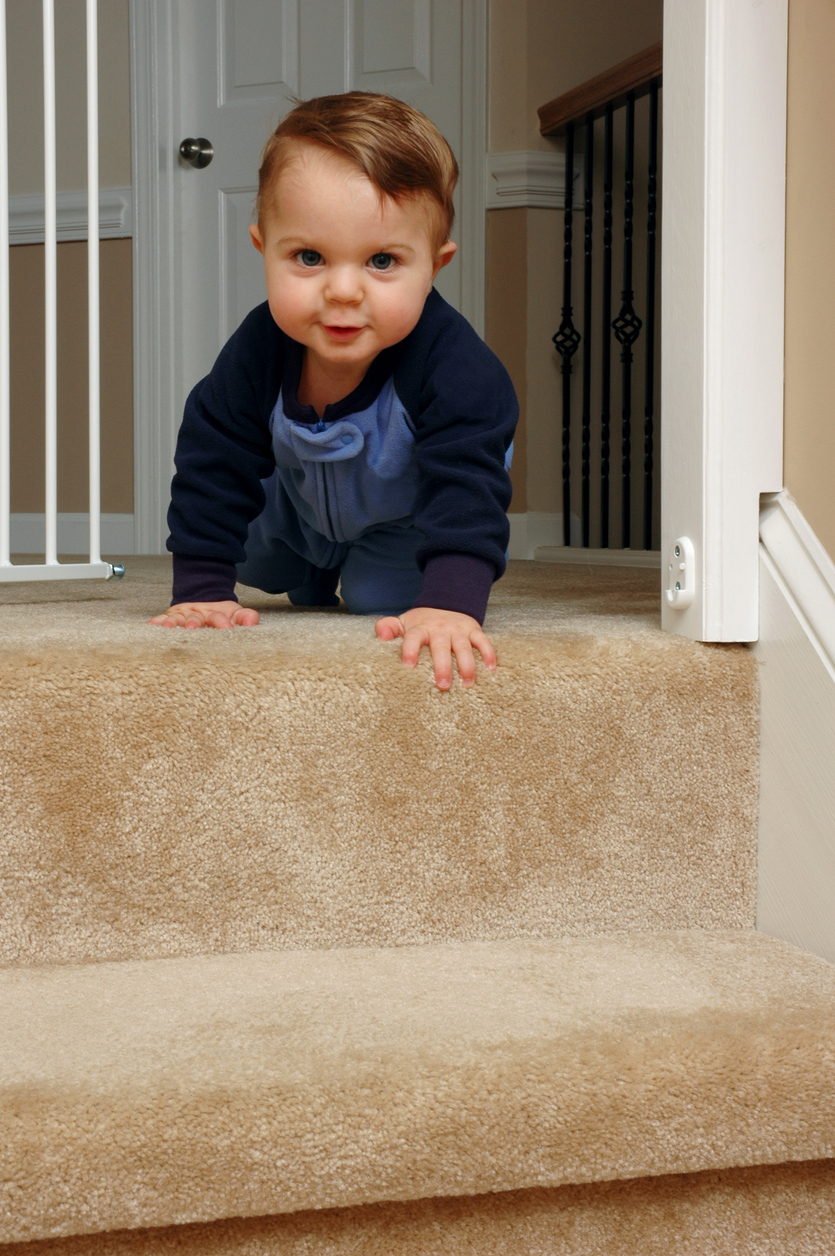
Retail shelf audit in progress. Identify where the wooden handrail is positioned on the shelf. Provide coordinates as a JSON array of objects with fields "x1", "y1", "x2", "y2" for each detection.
[{"x1": 538, "y1": 41, "x2": 662, "y2": 137}]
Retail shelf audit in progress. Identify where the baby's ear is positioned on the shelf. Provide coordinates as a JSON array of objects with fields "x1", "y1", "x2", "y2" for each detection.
[
  {"x1": 433, "y1": 240, "x2": 457, "y2": 277},
  {"x1": 249, "y1": 224, "x2": 264, "y2": 254}
]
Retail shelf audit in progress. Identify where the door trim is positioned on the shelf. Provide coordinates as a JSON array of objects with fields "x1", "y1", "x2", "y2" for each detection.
[
  {"x1": 129, "y1": 0, "x2": 488, "y2": 555},
  {"x1": 660, "y1": 0, "x2": 787, "y2": 641},
  {"x1": 130, "y1": 0, "x2": 180, "y2": 556}
]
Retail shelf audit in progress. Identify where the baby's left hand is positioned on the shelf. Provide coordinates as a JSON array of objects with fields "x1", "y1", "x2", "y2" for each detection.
[{"x1": 375, "y1": 607, "x2": 496, "y2": 690}]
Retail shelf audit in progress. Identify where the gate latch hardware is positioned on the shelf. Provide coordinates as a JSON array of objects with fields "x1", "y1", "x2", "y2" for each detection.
[{"x1": 665, "y1": 537, "x2": 695, "y2": 610}]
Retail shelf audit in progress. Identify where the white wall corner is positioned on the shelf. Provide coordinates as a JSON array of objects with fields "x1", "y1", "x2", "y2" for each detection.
[
  {"x1": 9, "y1": 187, "x2": 133, "y2": 244},
  {"x1": 486, "y1": 151, "x2": 568, "y2": 210},
  {"x1": 754, "y1": 489, "x2": 835, "y2": 965},
  {"x1": 660, "y1": 0, "x2": 787, "y2": 643}
]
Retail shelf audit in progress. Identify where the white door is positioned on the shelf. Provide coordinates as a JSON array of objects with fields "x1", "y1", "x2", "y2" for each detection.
[{"x1": 131, "y1": 0, "x2": 487, "y2": 553}]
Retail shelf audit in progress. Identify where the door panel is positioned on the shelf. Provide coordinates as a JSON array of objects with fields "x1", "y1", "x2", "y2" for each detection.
[
  {"x1": 357, "y1": 0, "x2": 431, "y2": 82},
  {"x1": 222, "y1": 0, "x2": 299, "y2": 102},
  {"x1": 220, "y1": 188, "x2": 268, "y2": 342}
]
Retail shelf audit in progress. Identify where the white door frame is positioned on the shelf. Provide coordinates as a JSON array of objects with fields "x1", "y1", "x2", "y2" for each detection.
[
  {"x1": 128, "y1": 0, "x2": 487, "y2": 556},
  {"x1": 661, "y1": 0, "x2": 787, "y2": 642}
]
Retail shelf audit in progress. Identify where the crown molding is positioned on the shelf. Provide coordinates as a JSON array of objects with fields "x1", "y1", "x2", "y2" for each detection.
[
  {"x1": 8, "y1": 186, "x2": 133, "y2": 245},
  {"x1": 485, "y1": 150, "x2": 569, "y2": 210}
]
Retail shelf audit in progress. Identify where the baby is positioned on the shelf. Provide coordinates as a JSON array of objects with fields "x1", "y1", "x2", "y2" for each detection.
[{"x1": 151, "y1": 91, "x2": 518, "y2": 690}]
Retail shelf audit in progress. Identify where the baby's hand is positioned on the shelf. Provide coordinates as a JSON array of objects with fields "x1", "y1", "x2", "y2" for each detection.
[
  {"x1": 148, "y1": 600, "x2": 259, "y2": 629},
  {"x1": 375, "y1": 606, "x2": 496, "y2": 690}
]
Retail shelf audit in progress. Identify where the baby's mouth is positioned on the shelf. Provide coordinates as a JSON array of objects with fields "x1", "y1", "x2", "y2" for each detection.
[{"x1": 323, "y1": 324, "x2": 363, "y2": 340}]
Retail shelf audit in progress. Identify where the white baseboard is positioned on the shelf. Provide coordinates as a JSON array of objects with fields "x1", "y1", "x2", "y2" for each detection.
[
  {"x1": 753, "y1": 490, "x2": 835, "y2": 965},
  {"x1": 10, "y1": 513, "x2": 135, "y2": 555},
  {"x1": 507, "y1": 512, "x2": 581, "y2": 560},
  {"x1": 536, "y1": 546, "x2": 661, "y2": 568}
]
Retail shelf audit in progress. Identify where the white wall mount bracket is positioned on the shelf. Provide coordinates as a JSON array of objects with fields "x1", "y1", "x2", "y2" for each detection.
[{"x1": 665, "y1": 536, "x2": 696, "y2": 609}]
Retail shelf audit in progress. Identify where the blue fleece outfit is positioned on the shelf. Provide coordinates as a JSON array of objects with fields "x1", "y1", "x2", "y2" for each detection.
[{"x1": 167, "y1": 288, "x2": 518, "y2": 623}]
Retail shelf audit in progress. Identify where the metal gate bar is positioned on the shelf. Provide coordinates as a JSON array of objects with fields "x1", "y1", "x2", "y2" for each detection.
[{"x1": 0, "y1": 0, "x2": 120, "y2": 582}]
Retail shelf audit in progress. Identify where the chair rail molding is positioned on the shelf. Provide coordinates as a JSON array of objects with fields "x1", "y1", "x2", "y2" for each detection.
[
  {"x1": 9, "y1": 188, "x2": 132, "y2": 245},
  {"x1": 758, "y1": 491, "x2": 835, "y2": 668},
  {"x1": 754, "y1": 490, "x2": 835, "y2": 965},
  {"x1": 486, "y1": 151, "x2": 568, "y2": 210}
]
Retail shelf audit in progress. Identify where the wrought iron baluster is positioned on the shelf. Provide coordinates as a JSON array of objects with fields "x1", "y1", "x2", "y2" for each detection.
[
  {"x1": 612, "y1": 92, "x2": 642, "y2": 549},
  {"x1": 643, "y1": 81, "x2": 659, "y2": 551},
  {"x1": 552, "y1": 121, "x2": 580, "y2": 546},
  {"x1": 581, "y1": 113, "x2": 593, "y2": 547},
  {"x1": 600, "y1": 103, "x2": 613, "y2": 549}
]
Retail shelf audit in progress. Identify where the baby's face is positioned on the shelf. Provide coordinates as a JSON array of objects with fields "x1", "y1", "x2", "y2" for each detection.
[{"x1": 250, "y1": 143, "x2": 456, "y2": 378}]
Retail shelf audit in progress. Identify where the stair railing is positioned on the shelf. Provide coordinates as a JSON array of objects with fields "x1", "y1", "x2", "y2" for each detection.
[
  {"x1": 539, "y1": 42, "x2": 662, "y2": 552},
  {"x1": 0, "y1": 0, "x2": 122, "y2": 584}
]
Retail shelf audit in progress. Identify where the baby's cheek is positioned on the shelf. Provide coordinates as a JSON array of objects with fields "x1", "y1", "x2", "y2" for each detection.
[
  {"x1": 268, "y1": 284, "x2": 311, "y2": 338},
  {"x1": 376, "y1": 286, "x2": 429, "y2": 344}
]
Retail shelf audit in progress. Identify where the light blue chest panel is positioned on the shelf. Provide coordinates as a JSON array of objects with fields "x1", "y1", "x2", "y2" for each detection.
[{"x1": 260, "y1": 378, "x2": 420, "y2": 567}]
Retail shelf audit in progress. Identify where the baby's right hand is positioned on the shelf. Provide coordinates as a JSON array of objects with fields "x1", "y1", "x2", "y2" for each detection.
[{"x1": 148, "y1": 600, "x2": 259, "y2": 629}]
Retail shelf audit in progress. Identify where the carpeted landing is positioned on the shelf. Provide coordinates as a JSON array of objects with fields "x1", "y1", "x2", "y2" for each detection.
[{"x1": 0, "y1": 557, "x2": 833, "y2": 1252}]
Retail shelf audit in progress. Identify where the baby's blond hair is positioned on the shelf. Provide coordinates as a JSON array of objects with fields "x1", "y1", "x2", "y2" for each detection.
[{"x1": 256, "y1": 91, "x2": 458, "y2": 251}]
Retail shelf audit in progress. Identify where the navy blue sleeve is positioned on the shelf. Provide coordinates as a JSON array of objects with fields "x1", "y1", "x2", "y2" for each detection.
[
  {"x1": 394, "y1": 290, "x2": 518, "y2": 588},
  {"x1": 166, "y1": 302, "x2": 282, "y2": 572},
  {"x1": 412, "y1": 553, "x2": 495, "y2": 624},
  {"x1": 171, "y1": 554, "x2": 239, "y2": 605}
]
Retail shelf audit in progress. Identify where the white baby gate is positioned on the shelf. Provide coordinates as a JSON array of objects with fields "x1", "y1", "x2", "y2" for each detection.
[{"x1": 0, "y1": 0, "x2": 122, "y2": 583}]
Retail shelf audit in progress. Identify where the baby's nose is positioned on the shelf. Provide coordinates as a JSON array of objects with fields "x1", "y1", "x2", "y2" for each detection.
[{"x1": 324, "y1": 266, "x2": 363, "y2": 303}]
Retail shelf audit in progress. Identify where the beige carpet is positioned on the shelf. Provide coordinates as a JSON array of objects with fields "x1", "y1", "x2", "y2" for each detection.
[
  {"x1": 0, "y1": 559, "x2": 758, "y2": 966},
  {"x1": 1, "y1": 558, "x2": 811, "y2": 1254},
  {"x1": 2, "y1": 930, "x2": 834, "y2": 1242},
  {"x1": 4, "y1": 1161, "x2": 835, "y2": 1256}
]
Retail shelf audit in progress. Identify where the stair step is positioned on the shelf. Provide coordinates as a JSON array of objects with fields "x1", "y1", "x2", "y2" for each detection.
[
  {"x1": 0, "y1": 560, "x2": 758, "y2": 965},
  {"x1": 2, "y1": 929, "x2": 833, "y2": 1244},
  {"x1": 3, "y1": 1161, "x2": 835, "y2": 1256}
]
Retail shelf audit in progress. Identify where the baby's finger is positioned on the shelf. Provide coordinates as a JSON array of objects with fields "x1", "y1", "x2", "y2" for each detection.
[
  {"x1": 400, "y1": 624, "x2": 429, "y2": 669},
  {"x1": 429, "y1": 633, "x2": 453, "y2": 691},
  {"x1": 182, "y1": 610, "x2": 207, "y2": 629},
  {"x1": 375, "y1": 616, "x2": 404, "y2": 642},
  {"x1": 203, "y1": 609, "x2": 235, "y2": 629},
  {"x1": 472, "y1": 629, "x2": 497, "y2": 671},
  {"x1": 149, "y1": 608, "x2": 186, "y2": 627},
  {"x1": 231, "y1": 607, "x2": 260, "y2": 627},
  {"x1": 452, "y1": 635, "x2": 477, "y2": 687}
]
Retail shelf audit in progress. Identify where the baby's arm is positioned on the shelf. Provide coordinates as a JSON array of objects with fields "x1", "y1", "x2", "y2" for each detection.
[
  {"x1": 376, "y1": 607, "x2": 496, "y2": 690},
  {"x1": 149, "y1": 601, "x2": 259, "y2": 629}
]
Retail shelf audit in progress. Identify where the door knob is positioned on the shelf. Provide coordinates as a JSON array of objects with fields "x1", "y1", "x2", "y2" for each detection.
[{"x1": 179, "y1": 137, "x2": 214, "y2": 168}]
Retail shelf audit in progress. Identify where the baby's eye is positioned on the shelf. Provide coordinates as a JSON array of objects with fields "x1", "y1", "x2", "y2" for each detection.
[
  {"x1": 297, "y1": 249, "x2": 322, "y2": 267},
  {"x1": 369, "y1": 253, "x2": 396, "y2": 271}
]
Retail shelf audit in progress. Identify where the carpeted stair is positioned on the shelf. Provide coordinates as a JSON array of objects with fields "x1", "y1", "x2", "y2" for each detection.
[{"x1": 0, "y1": 559, "x2": 833, "y2": 1253}]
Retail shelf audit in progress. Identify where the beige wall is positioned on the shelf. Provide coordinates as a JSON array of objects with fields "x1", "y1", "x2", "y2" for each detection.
[
  {"x1": 7, "y1": 0, "x2": 133, "y2": 516},
  {"x1": 486, "y1": 209, "x2": 527, "y2": 512},
  {"x1": 6, "y1": 0, "x2": 131, "y2": 194},
  {"x1": 10, "y1": 240, "x2": 133, "y2": 513},
  {"x1": 784, "y1": 0, "x2": 835, "y2": 562},
  {"x1": 486, "y1": 0, "x2": 663, "y2": 524},
  {"x1": 489, "y1": 0, "x2": 665, "y2": 155}
]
